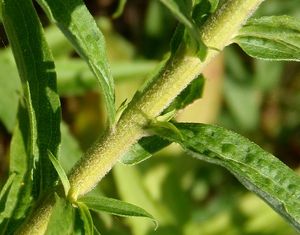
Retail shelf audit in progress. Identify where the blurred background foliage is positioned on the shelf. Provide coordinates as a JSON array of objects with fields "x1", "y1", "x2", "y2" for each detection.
[{"x1": 0, "y1": 0, "x2": 300, "y2": 234}]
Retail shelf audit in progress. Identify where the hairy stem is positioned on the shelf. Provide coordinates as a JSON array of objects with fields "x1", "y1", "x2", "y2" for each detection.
[
  {"x1": 68, "y1": 0, "x2": 264, "y2": 199},
  {"x1": 17, "y1": 0, "x2": 265, "y2": 234}
]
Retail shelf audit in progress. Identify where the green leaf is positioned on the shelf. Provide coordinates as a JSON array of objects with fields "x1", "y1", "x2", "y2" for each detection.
[
  {"x1": 160, "y1": 0, "x2": 208, "y2": 59},
  {"x1": 0, "y1": 173, "x2": 15, "y2": 228},
  {"x1": 192, "y1": 0, "x2": 219, "y2": 26},
  {"x1": 235, "y1": 16, "x2": 300, "y2": 61},
  {"x1": 163, "y1": 74, "x2": 205, "y2": 114},
  {"x1": 0, "y1": 105, "x2": 32, "y2": 228},
  {"x1": 0, "y1": 50, "x2": 20, "y2": 132},
  {"x1": 0, "y1": 174, "x2": 15, "y2": 204},
  {"x1": 48, "y1": 151, "x2": 70, "y2": 197},
  {"x1": 79, "y1": 196, "x2": 157, "y2": 227},
  {"x1": 36, "y1": 0, "x2": 116, "y2": 126},
  {"x1": 153, "y1": 122, "x2": 300, "y2": 232},
  {"x1": 77, "y1": 202, "x2": 94, "y2": 235},
  {"x1": 2, "y1": 0, "x2": 62, "y2": 195},
  {"x1": 113, "y1": 0, "x2": 127, "y2": 18},
  {"x1": 159, "y1": 0, "x2": 194, "y2": 29},
  {"x1": 45, "y1": 194, "x2": 74, "y2": 235},
  {"x1": 120, "y1": 136, "x2": 170, "y2": 165}
]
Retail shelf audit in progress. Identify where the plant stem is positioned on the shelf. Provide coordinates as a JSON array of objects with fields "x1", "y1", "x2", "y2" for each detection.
[
  {"x1": 17, "y1": 0, "x2": 265, "y2": 234},
  {"x1": 68, "y1": 0, "x2": 264, "y2": 199}
]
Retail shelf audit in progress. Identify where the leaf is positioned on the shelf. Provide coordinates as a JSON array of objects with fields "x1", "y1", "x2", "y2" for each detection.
[
  {"x1": 235, "y1": 16, "x2": 300, "y2": 61},
  {"x1": 36, "y1": 0, "x2": 116, "y2": 126},
  {"x1": 2, "y1": 0, "x2": 62, "y2": 196},
  {"x1": 160, "y1": 0, "x2": 208, "y2": 59},
  {"x1": 163, "y1": 74, "x2": 205, "y2": 114},
  {"x1": 0, "y1": 174, "x2": 15, "y2": 203},
  {"x1": 48, "y1": 151, "x2": 70, "y2": 197},
  {"x1": 77, "y1": 202, "x2": 94, "y2": 235},
  {"x1": 120, "y1": 136, "x2": 171, "y2": 165},
  {"x1": 192, "y1": 0, "x2": 219, "y2": 26},
  {"x1": 153, "y1": 122, "x2": 300, "y2": 232},
  {"x1": 0, "y1": 104, "x2": 32, "y2": 228},
  {"x1": 0, "y1": 173, "x2": 15, "y2": 228},
  {"x1": 79, "y1": 196, "x2": 157, "y2": 227},
  {"x1": 159, "y1": 0, "x2": 194, "y2": 29},
  {"x1": 0, "y1": 50, "x2": 20, "y2": 132},
  {"x1": 45, "y1": 194, "x2": 74, "y2": 235},
  {"x1": 113, "y1": 0, "x2": 127, "y2": 18}
]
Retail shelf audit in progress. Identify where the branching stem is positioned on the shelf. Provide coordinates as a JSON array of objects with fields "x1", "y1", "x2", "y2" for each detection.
[{"x1": 17, "y1": 0, "x2": 265, "y2": 234}]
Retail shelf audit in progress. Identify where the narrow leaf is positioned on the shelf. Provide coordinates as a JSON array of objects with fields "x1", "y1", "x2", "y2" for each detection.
[
  {"x1": 2, "y1": 0, "x2": 62, "y2": 196},
  {"x1": 159, "y1": 0, "x2": 194, "y2": 29},
  {"x1": 0, "y1": 174, "x2": 15, "y2": 202},
  {"x1": 48, "y1": 151, "x2": 70, "y2": 197},
  {"x1": 0, "y1": 50, "x2": 20, "y2": 132},
  {"x1": 163, "y1": 74, "x2": 205, "y2": 114},
  {"x1": 160, "y1": 0, "x2": 208, "y2": 59},
  {"x1": 36, "y1": 0, "x2": 116, "y2": 125},
  {"x1": 154, "y1": 122, "x2": 300, "y2": 232},
  {"x1": 235, "y1": 16, "x2": 300, "y2": 61},
  {"x1": 79, "y1": 196, "x2": 157, "y2": 227},
  {"x1": 120, "y1": 136, "x2": 170, "y2": 165},
  {"x1": 45, "y1": 194, "x2": 74, "y2": 235},
  {"x1": 0, "y1": 104, "x2": 32, "y2": 228},
  {"x1": 77, "y1": 202, "x2": 94, "y2": 235}
]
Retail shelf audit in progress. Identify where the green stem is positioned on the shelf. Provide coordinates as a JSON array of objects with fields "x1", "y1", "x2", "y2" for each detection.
[
  {"x1": 17, "y1": 0, "x2": 265, "y2": 234},
  {"x1": 68, "y1": 0, "x2": 264, "y2": 199},
  {"x1": 17, "y1": 195, "x2": 55, "y2": 235}
]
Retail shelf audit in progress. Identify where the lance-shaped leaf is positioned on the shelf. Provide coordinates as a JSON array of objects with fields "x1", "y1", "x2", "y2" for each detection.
[
  {"x1": 120, "y1": 136, "x2": 170, "y2": 165},
  {"x1": 76, "y1": 202, "x2": 94, "y2": 235},
  {"x1": 2, "y1": 0, "x2": 61, "y2": 218},
  {"x1": 120, "y1": 75, "x2": 204, "y2": 165},
  {"x1": 36, "y1": 0, "x2": 116, "y2": 125},
  {"x1": 235, "y1": 16, "x2": 300, "y2": 61},
  {"x1": 0, "y1": 173, "x2": 15, "y2": 225},
  {"x1": 79, "y1": 196, "x2": 157, "y2": 227},
  {"x1": 153, "y1": 122, "x2": 300, "y2": 232},
  {"x1": 48, "y1": 151, "x2": 70, "y2": 197},
  {"x1": 0, "y1": 105, "x2": 32, "y2": 231},
  {"x1": 0, "y1": 50, "x2": 20, "y2": 132},
  {"x1": 163, "y1": 74, "x2": 205, "y2": 113}
]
